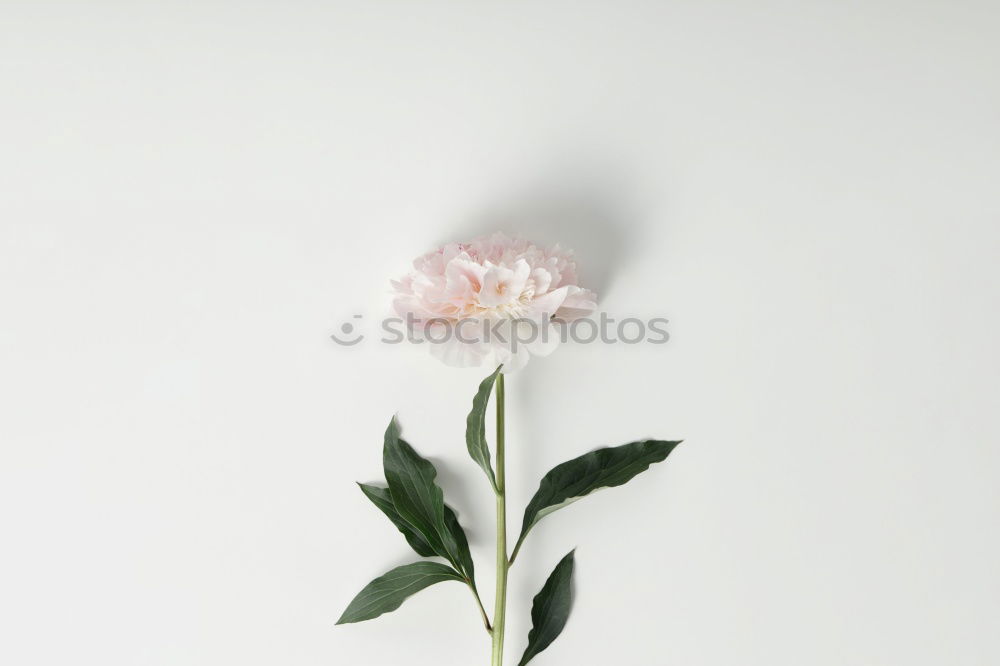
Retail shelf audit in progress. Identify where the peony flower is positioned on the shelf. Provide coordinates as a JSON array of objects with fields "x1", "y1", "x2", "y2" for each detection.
[{"x1": 391, "y1": 233, "x2": 598, "y2": 370}]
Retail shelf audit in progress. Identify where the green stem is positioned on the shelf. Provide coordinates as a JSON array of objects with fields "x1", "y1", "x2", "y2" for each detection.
[
  {"x1": 508, "y1": 536, "x2": 524, "y2": 567},
  {"x1": 491, "y1": 372, "x2": 508, "y2": 666},
  {"x1": 469, "y1": 583, "x2": 492, "y2": 634}
]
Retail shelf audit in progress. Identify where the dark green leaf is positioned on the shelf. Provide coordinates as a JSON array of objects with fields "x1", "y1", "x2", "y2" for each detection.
[
  {"x1": 382, "y1": 418, "x2": 476, "y2": 581},
  {"x1": 444, "y1": 504, "x2": 476, "y2": 584},
  {"x1": 512, "y1": 440, "x2": 681, "y2": 561},
  {"x1": 382, "y1": 417, "x2": 450, "y2": 557},
  {"x1": 466, "y1": 365, "x2": 502, "y2": 492},
  {"x1": 336, "y1": 561, "x2": 464, "y2": 625},
  {"x1": 357, "y1": 483, "x2": 436, "y2": 558},
  {"x1": 359, "y1": 481, "x2": 478, "y2": 590},
  {"x1": 518, "y1": 550, "x2": 575, "y2": 665}
]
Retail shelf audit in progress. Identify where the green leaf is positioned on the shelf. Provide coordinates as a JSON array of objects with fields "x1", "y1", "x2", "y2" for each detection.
[
  {"x1": 382, "y1": 417, "x2": 450, "y2": 558},
  {"x1": 512, "y1": 440, "x2": 681, "y2": 562},
  {"x1": 444, "y1": 504, "x2": 476, "y2": 584},
  {"x1": 382, "y1": 418, "x2": 476, "y2": 582},
  {"x1": 466, "y1": 365, "x2": 502, "y2": 492},
  {"x1": 357, "y1": 483, "x2": 436, "y2": 558},
  {"x1": 518, "y1": 550, "x2": 576, "y2": 665},
  {"x1": 336, "y1": 561, "x2": 465, "y2": 625},
  {"x1": 360, "y1": 481, "x2": 477, "y2": 582}
]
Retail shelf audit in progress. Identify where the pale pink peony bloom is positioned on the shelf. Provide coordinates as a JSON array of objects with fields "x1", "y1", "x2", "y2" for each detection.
[{"x1": 391, "y1": 233, "x2": 598, "y2": 370}]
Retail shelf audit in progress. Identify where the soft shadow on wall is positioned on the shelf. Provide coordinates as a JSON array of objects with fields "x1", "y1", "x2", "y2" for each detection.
[{"x1": 444, "y1": 173, "x2": 636, "y2": 299}]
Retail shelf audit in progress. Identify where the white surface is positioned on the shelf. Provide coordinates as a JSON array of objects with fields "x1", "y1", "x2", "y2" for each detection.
[{"x1": 2, "y1": 1, "x2": 999, "y2": 664}]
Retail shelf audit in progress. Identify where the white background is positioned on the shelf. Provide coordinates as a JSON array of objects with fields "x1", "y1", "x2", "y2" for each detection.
[{"x1": 2, "y1": 1, "x2": 998, "y2": 664}]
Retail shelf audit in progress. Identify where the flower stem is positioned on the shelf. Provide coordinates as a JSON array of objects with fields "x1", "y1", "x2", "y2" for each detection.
[
  {"x1": 469, "y1": 583, "x2": 492, "y2": 634},
  {"x1": 491, "y1": 372, "x2": 508, "y2": 666}
]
